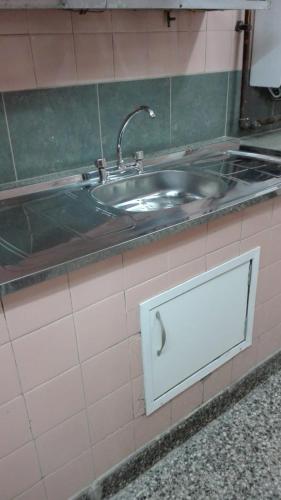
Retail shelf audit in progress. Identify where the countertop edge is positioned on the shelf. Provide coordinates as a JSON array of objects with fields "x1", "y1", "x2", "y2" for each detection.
[{"x1": 1, "y1": 187, "x2": 277, "y2": 296}]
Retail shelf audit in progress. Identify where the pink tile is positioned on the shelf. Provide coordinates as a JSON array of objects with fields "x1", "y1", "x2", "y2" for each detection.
[
  {"x1": 44, "y1": 450, "x2": 93, "y2": 500},
  {"x1": 3, "y1": 275, "x2": 72, "y2": 340},
  {"x1": 126, "y1": 308, "x2": 141, "y2": 336},
  {"x1": 207, "y1": 242, "x2": 240, "y2": 269},
  {"x1": 264, "y1": 294, "x2": 281, "y2": 332},
  {"x1": 207, "y1": 10, "x2": 235, "y2": 31},
  {"x1": 269, "y1": 224, "x2": 281, "y2": 264},
  {"x1": 13, "y1": 316, "x2": 78, "y2": 392},
  {"x1": 207, "y1": 212, "x2": 242, "y2": 253},
  {"x1": 177, "y1": 11, "x2": 193, "y2": 31},
  {"x1": 148, "y1": 32, "x2": 178, "y2": 77},
  {"x1": 205, "y1": 30, "x2": 233, "y2": 73},
  {"x1": 0, "y1": 11, "x2": 28, "y2": 34},
  {"x1": 15, "y1": 482, "x2": 46, "y2": 500},
  {"x1": 75, "y1": 292, "x2": 127, "y2": 362},
  {"x1": 112, "y1": 10, "x2": 147, "y2": 32},
  {"x1": 256, "y1": 326, "x2": 281, "y2": 364},
  {"x1": 231, "y1": 345, "x2": 257, "y2": 382},
  {"x1": 0, "y1": 301, "x2": 9, "y2": 346},
  {"x1": 0, "y1": 35, "x2": 36, "y2": 91},
  {"x1": 171, "y1": 381, "x2": 203, "y2": 424},
  {"x1": 178, "y1": 11, "x2": 207, "y2": 32},
  {"x1": 69, "y1": 255, "x2": 124, "y2": 312},
  {"x1": 92, "y1": 422, "x2": 135, "y2": 478},
  {"x1": 72, "y1": 10, "x2": 112, "y2": 33},
  {"x1": 230, "y1": 31, "x2": 244, "y2": 71},
  {"x1": 272, "y1": 197, "x2": 281, "y2": 227},
  {"x1": 82, "y1": 341, "x2": 130, "y2": 405},
  {"x1": 177, "y1": 31, "x2": 206, "y2": 75},
  {"x1": 253, "y1": 303, "x2": 268, "y2": 339},
  {"x1": 36, "y1": 411, "x2": 90, "y2": 475},
  {"x1": 0, "y1": 442, "x2": 41, "y2": 500},
  {"x1": 0, "y1": 396, "x2": 31, "y2": 460},
  {"x1": 123, "y1": 239, "x2": 169, "y2": 289},
  {"x1": 75, "y1": 33, "x2": 114, "y2": 83},
  {"x1": 114, "y1": 33, "x2": 149, "y2": 80},
  {"x1": 256, "y1": 260, "x2": 281, "y2": 305},
  {"x1": 240, "y1": 229, "x2": 272, "y2": 268},
  {"x1": 203, "y1": 361, "x2": 232, "y2": 402},
  {"x1": 0, "y1": 344, "x2": 20, "y2": 405},
  {"x1": 134, "y1": 403, "x2": 171, "y2": 449},
  {"x1": 88, "y1": 383, "x2": 133, "y2": 444},
  {"x1": 132, "y1": 376, "x2": 145, "y2": 418},
  {"x1": 167, "y1": 257, "x2": 206, "y2": 287},
  {"x1": 167, "y1": 224, "x2": 207, "y2": 269},
  {"x1": 146, "y1": 10, "x2": 178, "y2": 32},
  {"x1": 129, "y1": 334, "x2": 143, "y2": 378},
  {"x1": 241, "y1": 200, "x2": 273, "y2": 239},
  {"x1": 125, "y1": 274, "x2": 169, "y2": 312},
  {"x1": 25, "y1": 367, "x2": 85, "y2": 437},
  {"x1": 31, "y1": 34, "x2": 77, "y2": 88},
  {"x1": 27, "y1": 10, "x2": 72, "y2": 34}
]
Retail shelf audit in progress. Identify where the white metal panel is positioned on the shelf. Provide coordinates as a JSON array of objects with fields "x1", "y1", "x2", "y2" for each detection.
[
  {"x1": 250, "y1": 0, "x2": 280, "y2": 88},
  {"x1": 0, "y1": 0, "x2": 106, "y2": 8},
  {"x1": 0, "y1": 0, "x2": 269, "y2": 8},
  {"x1": 108, "y1": 0, "x2": 269, "y2": 8},
  {"x1": 140, "y1": 248, "x2": 260, "y2": 415}
]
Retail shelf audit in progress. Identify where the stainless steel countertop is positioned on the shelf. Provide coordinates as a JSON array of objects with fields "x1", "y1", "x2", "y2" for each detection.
[{"x1": 2, "y1": 138, "x2": 281, "y2": 296}]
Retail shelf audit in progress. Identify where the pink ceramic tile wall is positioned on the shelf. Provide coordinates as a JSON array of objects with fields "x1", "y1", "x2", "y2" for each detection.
[
  {"x1": 1, "y1": 198, "x2": 281, "y2": 499},
  {"x1": 0, "y1": 9, "x2": 243, "y2": 91}
]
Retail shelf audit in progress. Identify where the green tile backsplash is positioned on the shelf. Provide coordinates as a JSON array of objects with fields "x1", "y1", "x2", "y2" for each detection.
[
  {"x1": 98, "y1": 78, "x2": 170, "y2": 160},
  {"x1": 171, "y1": 72, "x2": 228, "y2": 147},
  {"x1": 4, "y1": 86, "x2": 101, "y2": 180},
  {"x1": 0, "y1": 98, "x2": 16, "y2": 183},
  {"x1": 0, "y1": 71, "x2": 241, "y2": 186}
]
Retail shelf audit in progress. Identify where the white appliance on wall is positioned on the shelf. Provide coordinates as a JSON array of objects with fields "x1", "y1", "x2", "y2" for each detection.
[
  {"x1": 140, "y1": 248, "x2": 260, "y2": 415},
  {"x1": 250, "y1": 0, "x2": 281, "y2": 88}
]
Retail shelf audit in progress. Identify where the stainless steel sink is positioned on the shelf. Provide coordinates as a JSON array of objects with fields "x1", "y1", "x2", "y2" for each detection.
[{"x1": 91, "y1": 170, "x2": 229, "y2": 213}]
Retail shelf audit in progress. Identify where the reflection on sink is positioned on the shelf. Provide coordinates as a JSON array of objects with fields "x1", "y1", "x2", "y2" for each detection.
[{"x1": 91, "y1": 170, "x2": 229, "y2": 213}]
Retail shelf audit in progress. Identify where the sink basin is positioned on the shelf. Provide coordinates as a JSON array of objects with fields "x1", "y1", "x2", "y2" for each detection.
[{"x1": 91, "y1": 170, "x2": 229, "y2": 213}]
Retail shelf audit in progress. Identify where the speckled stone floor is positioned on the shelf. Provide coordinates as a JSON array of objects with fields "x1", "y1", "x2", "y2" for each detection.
[{"x1": 110, "y1": 369, "x2": 281, "y2": 500}]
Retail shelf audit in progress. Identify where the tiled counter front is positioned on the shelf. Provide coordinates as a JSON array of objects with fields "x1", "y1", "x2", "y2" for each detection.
[{"x1": 1, "y1": 197, "x2": 281, "y2": 500}]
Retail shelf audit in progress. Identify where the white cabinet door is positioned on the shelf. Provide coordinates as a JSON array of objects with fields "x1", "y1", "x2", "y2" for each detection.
[{"x1": 140, "y1": 249, "x2": 259, "y2": 415}]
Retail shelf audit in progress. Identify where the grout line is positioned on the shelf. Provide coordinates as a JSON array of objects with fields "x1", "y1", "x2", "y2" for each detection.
[
  {"x1": 2, "y1": 94, "x2": 18, "y2": 182},
  {"x1": 4, "y1": 328, "x2": 49, "y2": 498},
  {"x1": 169, "y1": 77, "x2": 172, "y2": 146},
  {"x1": 110, "y1": 16, "x2": 117, "y2": 81},
  {"x1": 224, "y1": 71, "x2": 230, "y2": 137},
  {"x1": 28, "y1": 34, "x2": 39, "y2": 88},
  {"x1": 96, "y1": 84, "x2": 104, "y2": 159},
  {"x1": 66, "y1": 273, "x2": 96, "y2": 480}
]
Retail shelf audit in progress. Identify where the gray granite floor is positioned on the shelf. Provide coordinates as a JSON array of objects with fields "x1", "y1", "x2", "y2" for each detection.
[{"x1": 111, "y1": 369, "x2": 281, "y2": 499}]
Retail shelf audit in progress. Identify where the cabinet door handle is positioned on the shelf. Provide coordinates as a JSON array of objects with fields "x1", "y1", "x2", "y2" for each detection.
[{"x1": 156, "y1": 311, "x2": 167, "y2": 356}]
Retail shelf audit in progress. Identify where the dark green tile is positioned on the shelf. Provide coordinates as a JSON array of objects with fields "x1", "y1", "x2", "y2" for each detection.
[
  {"x1": 4, "y1": 85, "x2": 101, "y2": 180},
  {"x1": 98, "y1": 78, "x2": 170, "y2": 161},
  {"x1": 246, "y1": 83, "x2": 274, "y2": 122},
  {"x1": 171, "y1": 73, "x2": 228, "y2": 148},
  {"x1": 226, "y1": 71, "x2": 242, "y2": 137},
  {"x1": 0, "y1": 97, "x2": 16, "y2": 184}
]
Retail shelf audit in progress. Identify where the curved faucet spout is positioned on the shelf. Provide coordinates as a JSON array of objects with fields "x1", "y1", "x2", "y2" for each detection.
[{"x1": 117, "y1": 105, "x2": 156, "y2": 170}]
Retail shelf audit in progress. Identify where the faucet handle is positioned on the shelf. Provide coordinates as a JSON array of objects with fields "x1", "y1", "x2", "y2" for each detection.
[
  {"x1": 96, "y1": 158, "x2": 108, "y2": 183},
  {"x1": 135, "y1": 150, "x2": 144, "y2": 161},
  {"x1": 135, "y1": 150, "x2": 144, "y2": 173},
  {"x1": 96, "y1": 158, "x2": 107, "y2": 169}
]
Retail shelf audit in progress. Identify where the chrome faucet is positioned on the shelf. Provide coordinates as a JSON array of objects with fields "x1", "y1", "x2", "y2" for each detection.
[{"x1": 117, "y1": 105, "x2": 156, "y2": 172}]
